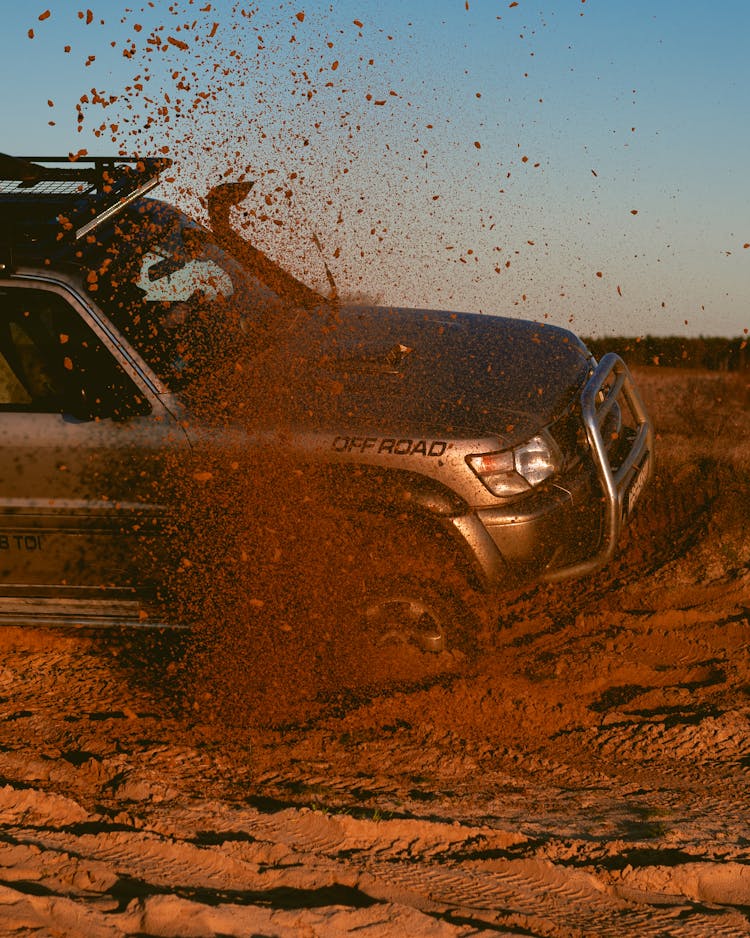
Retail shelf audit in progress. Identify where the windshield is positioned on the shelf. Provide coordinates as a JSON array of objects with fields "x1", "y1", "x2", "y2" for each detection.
[{"x1": 92, "y1": 199, "x2": 286, "y2": 389}]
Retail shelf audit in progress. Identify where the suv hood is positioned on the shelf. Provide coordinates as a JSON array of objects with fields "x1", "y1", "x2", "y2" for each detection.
[{"x1": 244, "y1": 306, "x2": 591, "y2": 446}]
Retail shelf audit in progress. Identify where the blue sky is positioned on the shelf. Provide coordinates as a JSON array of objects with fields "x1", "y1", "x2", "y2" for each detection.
[{"x1": 1, "y1": 1, "x2": 748, "y2": 338}]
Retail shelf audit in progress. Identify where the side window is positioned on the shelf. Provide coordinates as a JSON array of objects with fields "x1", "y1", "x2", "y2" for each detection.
[
  {"x1": 136, "y1": 250, "x2": 234, "y2": 304},
  {"x1": 0, "y1": 287, "x2": 151, "y2": 418},
  {"x1": 0, "y1": 342, "x2": 33, "y2": 405}
]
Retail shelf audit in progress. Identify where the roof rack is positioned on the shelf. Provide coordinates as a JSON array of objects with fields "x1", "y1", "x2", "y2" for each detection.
[{"x1": 0, "y1": 154, "x2": 171, "y2": 242}]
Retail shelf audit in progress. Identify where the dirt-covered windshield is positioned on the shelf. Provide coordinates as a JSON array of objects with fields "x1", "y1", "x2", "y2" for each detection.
[{"x1": 94, "y1": 199, "x2": 286, "y2": 389}]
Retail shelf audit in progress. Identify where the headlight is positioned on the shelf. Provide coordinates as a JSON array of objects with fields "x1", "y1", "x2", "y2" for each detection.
[{"x1": 467, "y1": 433, "x2": 561, "y2": 497}]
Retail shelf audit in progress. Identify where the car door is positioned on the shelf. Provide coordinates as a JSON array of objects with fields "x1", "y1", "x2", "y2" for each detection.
[{"x1": 0, "y1": 278, "x2": 190, "y2": 615}]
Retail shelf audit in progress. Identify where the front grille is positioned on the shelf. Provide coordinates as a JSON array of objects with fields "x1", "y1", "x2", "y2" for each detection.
[{"x1": 550, "y1": 402, "x2": 589, "y2": 471}]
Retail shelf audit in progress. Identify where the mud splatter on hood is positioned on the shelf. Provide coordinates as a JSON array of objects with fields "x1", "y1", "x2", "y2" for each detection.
[{"x1": 256, "y1": 304, "x2": 592, "y2": 443}]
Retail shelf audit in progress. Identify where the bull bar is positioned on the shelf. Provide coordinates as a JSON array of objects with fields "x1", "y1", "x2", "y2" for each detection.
[{"x1": 544, "y1": 352, "x2": 654, "y2": 582}]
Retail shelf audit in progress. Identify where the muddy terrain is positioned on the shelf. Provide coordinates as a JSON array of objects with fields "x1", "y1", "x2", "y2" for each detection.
[{"x1": 0, "y1": 366, "x2": 748, "y2": 937}]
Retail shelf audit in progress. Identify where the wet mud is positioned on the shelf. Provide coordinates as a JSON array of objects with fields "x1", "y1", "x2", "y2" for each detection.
[{"x1": 1, "y1": 367, "x2": 749, "y2": 936}]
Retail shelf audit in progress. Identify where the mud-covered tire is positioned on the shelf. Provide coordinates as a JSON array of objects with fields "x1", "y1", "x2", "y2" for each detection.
[
  {"x1": 360, "y1": 575, "x2": 466, "y2": 653},
  {"x1": 341, "y1": 514, "x2": 484, "y2": 655}
]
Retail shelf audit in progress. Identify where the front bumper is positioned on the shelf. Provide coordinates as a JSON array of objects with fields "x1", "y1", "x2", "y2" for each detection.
[{"x1": 452, "y1": 354, "x2": 653, "y2": 589}]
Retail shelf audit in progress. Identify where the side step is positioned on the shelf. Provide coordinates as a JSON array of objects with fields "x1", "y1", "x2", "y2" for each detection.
[{"x1": 0, "y1": 597, "x2": 175, "y2": 629}]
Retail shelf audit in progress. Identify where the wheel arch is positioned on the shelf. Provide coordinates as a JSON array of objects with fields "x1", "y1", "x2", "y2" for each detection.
[{"x1": 315, "y1": 463, "x2": 493, "y2": 591}]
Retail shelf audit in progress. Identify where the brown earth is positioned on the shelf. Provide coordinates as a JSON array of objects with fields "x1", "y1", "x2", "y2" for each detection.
[{"x1": 0, "y1": 366, "x2": 749, "y2": 937}]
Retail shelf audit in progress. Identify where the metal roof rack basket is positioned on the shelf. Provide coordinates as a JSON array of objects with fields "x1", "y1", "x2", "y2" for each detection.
[{"x1": 0, "y1": 153, "x2": 171, "y2": 242}]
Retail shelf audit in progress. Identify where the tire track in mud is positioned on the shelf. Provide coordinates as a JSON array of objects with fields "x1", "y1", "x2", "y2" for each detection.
[
  {"x1": 1, "y1": 647, "x2": 750, "y2": 938},
  {"x1": 361, "y1": 857, "x2": 750, "y2": 937},
  {"x1": 6, "y1": 586, "x2": 750, "y2": 938},
  {"x1": 2, "y1": 778, "x2": 750, "y2": 938}
]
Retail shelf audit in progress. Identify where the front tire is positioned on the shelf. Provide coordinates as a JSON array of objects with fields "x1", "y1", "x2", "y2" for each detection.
[
  {"x1": 343, "y1": 515, "x2": 483, "y2": 656},
  {"x1": 361, "y1": 575, "x2": 462, "y2": 653}
]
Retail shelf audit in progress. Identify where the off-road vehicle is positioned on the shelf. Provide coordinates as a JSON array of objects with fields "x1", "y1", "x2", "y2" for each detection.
[{"x1": 0, "y1": 154, "x2": 653, "y2": 650}]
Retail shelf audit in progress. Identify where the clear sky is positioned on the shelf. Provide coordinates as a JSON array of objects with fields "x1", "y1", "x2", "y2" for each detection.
[{"x1": 2, "y1": 1, "x2": 748, "y2": 338}]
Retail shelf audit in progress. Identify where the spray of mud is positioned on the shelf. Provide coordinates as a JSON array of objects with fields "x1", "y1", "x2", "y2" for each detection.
[{"x1": 85, "y1": 182, "x2": 467, "y2": 732}]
